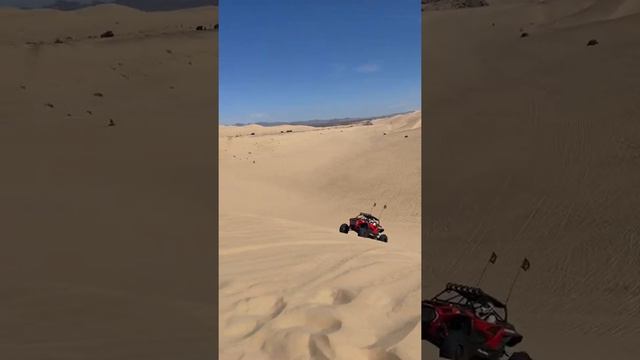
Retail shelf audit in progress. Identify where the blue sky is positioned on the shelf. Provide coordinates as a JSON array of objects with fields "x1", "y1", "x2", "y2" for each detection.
[{"x1": 220, "y1": 0, "x2": 420, "y2": 124}]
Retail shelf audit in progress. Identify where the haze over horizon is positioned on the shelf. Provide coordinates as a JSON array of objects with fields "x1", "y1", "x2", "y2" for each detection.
[
  {"x1": 220, "y1": 0, "x2": 420, "y2": 125},
  {"x1": 226, "y1": 109, "x2": 419, "y2": 126}
]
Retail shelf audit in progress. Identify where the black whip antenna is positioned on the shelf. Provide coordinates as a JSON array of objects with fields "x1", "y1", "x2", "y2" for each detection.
[
  {"x1": 505, "y1": 257, "x2": 530, "y2": 305},
  {"x1": 476, "y1": 251, "x2": 498, "y2": 287}
]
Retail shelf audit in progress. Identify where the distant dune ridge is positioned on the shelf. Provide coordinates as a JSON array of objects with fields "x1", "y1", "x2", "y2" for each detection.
[
  {"x1": 219, "y1": 112, "x2": 421, "y2": 360},
  {"x1": 1, "y1": 4, "x2": 217, "y2": 359},
  {"x1": 423, "y1": 0, "x2": 489, "y2": 11},
  {"x1": 15, "y1": 0, "x2": 218, "y2": 11},
  {"x1": 424, "y1": 0, "x2": 640, "y2": 359},
  {"x1": 232, "y1": 110, "x2": 417, "y2": 128}
]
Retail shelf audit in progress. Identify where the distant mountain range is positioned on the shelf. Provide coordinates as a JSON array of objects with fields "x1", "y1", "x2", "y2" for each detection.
[
  {"x1": 20, "y1": 0, "x2": 217, "y2": 11},
  {"x1": 422, "y1": 0, "x2": 488, "y2": 11},
  {"x1": 232, "y1": 111, "x2": 417, "y2": 128}
]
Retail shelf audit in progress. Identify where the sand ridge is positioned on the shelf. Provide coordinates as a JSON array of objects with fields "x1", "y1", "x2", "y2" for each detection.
[{"x1": 0, "y1": 4, "x2": 217, "y2": 45}]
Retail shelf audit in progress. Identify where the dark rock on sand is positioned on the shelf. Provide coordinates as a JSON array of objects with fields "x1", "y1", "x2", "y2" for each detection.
[{"x1": 100, "y1": 30, "x2": 115, "y2": 38}]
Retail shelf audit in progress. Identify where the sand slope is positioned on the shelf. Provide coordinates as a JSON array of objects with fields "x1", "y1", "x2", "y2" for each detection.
[
  {"x1": 424, "y1": 1, "x2": 640, "y2": 359},
  {"x1": 0, "y1": 5, "x2": 217, "y2": 359},
  {"x1": 219, "y1": 112, "x2": 421, "y2": 359}
]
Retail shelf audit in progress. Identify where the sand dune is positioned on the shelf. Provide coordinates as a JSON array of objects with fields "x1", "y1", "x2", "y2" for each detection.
[
  {"x1": 424, "y1": 0, "x2": 640, "y2": 359},
  {"x1": 1, "y1": 5, "x2": 217, "y2": 359},
  {"x1": 219, "y1": 112, "x2": 422, "y2": 359},
  {"x1": 0, "y1": 4, "x2": 216, "y2": 45},
  {"x1": 219, "y1": 123, "x2": 316, "y2": 137}
]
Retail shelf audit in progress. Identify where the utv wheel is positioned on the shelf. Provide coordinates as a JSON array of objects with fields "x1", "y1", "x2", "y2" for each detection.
[
  {"x1": 422, "y1": 305, "x2": 436, "y2": 323},
  {"x1": 440, "y1": 331, "x2": 470, "y2": 360},
  {"x1": 421, "y1": 305, "x2": 436, "y2": 341},
  {"x1": 454, "y1": 345, "x2": 465, "y2": 360},
  {"x1": 339, "y1": 223, "x2": 349, "y2": 234},
  {"x1": 508, "y1": 352, "x2": 532, "y2": 360},
  {"x1": 378, "y1": 234, "x2": 388, "y2": 242}
]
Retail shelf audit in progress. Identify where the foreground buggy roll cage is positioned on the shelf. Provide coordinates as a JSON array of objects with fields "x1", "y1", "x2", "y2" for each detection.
[
  {"x1": 431, "y1": 283, "x2": 508, "y2": 323},
  {"x1": 423, "y1": 283, "x2": 530, "y2": 360}
]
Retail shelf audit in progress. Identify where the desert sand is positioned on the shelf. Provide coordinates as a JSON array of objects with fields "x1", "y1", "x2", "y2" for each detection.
[
  {"x1": 0, "y1": 5, "x2": 217, "y2": 359},
  {"x1": 219, "y1": 112, "x2": 422, "y2": 359},
  {"x1": 424, "y1": 0, "x2": 640, "y2": 359}
]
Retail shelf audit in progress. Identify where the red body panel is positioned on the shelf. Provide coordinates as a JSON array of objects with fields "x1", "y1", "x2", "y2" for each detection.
[
  {"x1": 424, "y1": 302, "x2": 518, "y2": 354},
  {"x1": 349, "y1": 218, "x2": 381, "y2": 236}
]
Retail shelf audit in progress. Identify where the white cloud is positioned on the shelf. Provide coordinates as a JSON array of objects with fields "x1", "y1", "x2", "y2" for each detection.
[{"x1": 355, "y1": 63, "x2": 381, "y2": 73}]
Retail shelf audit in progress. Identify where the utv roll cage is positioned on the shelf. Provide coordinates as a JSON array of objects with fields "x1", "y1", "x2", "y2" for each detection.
[
  {"x1": 358, "y1": 212, "x2": 380, "y2": 222},
  {"x1": 431, "y1": 283, "x2": 508, "y2": 322}
]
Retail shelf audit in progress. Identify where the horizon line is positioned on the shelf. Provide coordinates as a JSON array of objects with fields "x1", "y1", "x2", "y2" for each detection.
[{"x1": 220, "y1": 109, "x2": 420, "y2": 127}]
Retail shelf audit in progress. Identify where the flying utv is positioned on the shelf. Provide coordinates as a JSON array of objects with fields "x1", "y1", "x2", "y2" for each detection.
[{"x1": 339, "y1": 212, "x2": 388, "y2": 242}]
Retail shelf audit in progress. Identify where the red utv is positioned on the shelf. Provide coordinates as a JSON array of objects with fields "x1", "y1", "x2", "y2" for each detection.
[
  {"x1": 422, "y1": 283, "x2": 531, "y2": 360},
  {"x1": 339, "y1": 212, "x2": 388, "y2": 242}
]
